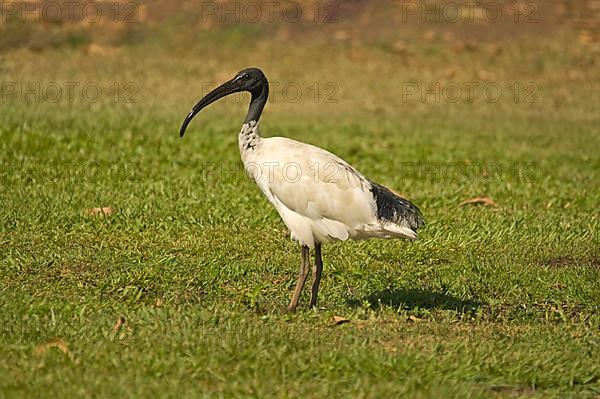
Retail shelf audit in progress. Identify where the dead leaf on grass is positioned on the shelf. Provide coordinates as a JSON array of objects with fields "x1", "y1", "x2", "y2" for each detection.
[
  {"x1": 407, "y1": 315, "x2": 423, "y2": 322},
  {"x1": 459, "y1": 197, "x2": 497, "y2": 207},
  {"x1": 84, "y1": 207, "x2": 113, "y2": 216},
  {"x1": 33, "y1": 337, "x2": 69, "y2": 356},
  {"x1": 423, "y1": 30, "x2": 437, "y2": 41},
  {"x1": 382, "y1": 342, "x2": 397, "y2": 353},
  {"x1": 334, "y1": 30, "x2": 349, "y2": 41}
]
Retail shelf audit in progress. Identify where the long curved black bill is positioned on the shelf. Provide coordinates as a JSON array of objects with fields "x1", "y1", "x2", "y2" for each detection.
[{"x1": 179, "y1": 78, "x2": 240, "y2": 137}]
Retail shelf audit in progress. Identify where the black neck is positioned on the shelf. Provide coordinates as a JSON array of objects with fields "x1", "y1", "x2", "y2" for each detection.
[{"x1": 244, "y1": 82, "x2": 269, "y2": 124}]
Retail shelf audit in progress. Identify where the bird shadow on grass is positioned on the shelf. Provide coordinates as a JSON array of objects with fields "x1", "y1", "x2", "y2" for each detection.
[{"x1": 347, "y1": 288, "x2": 482, "y2": 314}]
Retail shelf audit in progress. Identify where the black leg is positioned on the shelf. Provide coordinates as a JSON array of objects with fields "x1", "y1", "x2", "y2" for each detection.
[
  {"x1": 309, "y1": 243, "x2": 323, "y2": 308},
  {"x1": 288, "y1": 245, "x2": 310, "y2": 312}
]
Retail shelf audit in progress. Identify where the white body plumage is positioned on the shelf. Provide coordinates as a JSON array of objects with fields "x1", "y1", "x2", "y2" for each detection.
[{"x1": 239, "y1": 122, "x2": 421, "y2": 249}]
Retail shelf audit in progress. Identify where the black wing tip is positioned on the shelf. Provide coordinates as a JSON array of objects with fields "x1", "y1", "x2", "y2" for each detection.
[{"x1": 370, "y1": 182, "x2": 425, "y2": 230}]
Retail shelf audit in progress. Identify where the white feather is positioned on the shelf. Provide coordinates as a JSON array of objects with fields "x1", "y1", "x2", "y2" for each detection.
[{"x1": 239, "y1": 122, "x2": 418, "y2": 248}]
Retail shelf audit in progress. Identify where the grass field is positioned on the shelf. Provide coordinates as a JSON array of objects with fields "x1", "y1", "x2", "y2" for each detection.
[{"x1": 1, "y1": 3, "x2": 600, "y2": 397}]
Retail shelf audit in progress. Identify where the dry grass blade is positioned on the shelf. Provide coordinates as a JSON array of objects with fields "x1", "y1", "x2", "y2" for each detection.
[
  {"x1": 459, "y1": 197, "x2": 497, "y2": 207},
  {"x1": 33, "y1": 338, "x2": 69, "y2": 356}
]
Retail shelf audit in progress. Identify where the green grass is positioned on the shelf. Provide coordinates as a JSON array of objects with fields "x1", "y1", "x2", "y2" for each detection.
[{"x1": 1, "y1": 24, "x2": 600, "y2": 397}]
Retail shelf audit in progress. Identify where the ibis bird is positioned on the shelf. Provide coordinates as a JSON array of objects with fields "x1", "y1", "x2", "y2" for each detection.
[{"x1": 180, "y1": 68, "x2": 424, "y2": 311}]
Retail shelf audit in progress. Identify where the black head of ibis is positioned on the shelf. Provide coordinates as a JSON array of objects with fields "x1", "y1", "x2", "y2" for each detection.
[{"x1": 180, "y1": 68, "x2": 269, "y2": 137}]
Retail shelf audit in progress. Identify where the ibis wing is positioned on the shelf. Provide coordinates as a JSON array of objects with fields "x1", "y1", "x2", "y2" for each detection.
[{"x1": 260, "y1": 138, "x2": 377, "y2": 227}]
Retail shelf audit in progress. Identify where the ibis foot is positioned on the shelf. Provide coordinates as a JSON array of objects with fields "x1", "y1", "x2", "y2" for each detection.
[
  {"x1": 288, "y1": 245, "x2": 310, "y2": 312},
  {"x1": 309, "y1": 243, "x2": 323, "y2": 308}
]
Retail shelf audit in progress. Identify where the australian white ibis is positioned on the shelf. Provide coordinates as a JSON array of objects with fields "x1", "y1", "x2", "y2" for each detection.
[{"x1": 180, "y1": 68, "x2": 425, "y2": 311}]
